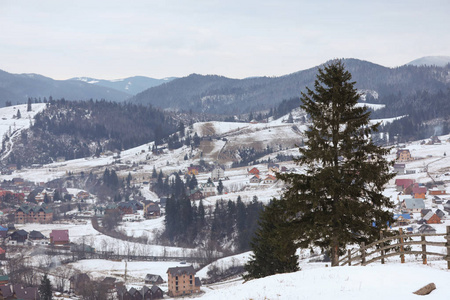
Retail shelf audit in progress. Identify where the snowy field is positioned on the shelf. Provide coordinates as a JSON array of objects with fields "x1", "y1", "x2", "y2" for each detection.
[
  {"x1": 16, "y1": 219, "x2": 200, "y2": 258},
  {"x1": 200, "y1": 263, "x2": 450, "y2": 300}
]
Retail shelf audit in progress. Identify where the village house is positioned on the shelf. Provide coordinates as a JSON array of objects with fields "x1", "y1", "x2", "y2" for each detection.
[
  {"x1": 188, "y1": 188, "x2": 203, "y2": 201},
  {"x1": 395, "y1": 178, "x2": 415, "y2": 192},
  {"x1": 187, "y1": 166, "x2": 199, "y2": 175},
  {"x1": 143, "y1": 201, "x2": 161, "y2": 218},
  {"x1": 412, "y1": 184, "x2": 427, "y2": 199},
  {"x1": 420, "y1": 209, "x2": 431, "y2": 218},
  {"x1": 444, "y1": 200, "x2": 450, "y2": 213},
  {"x1": 248, "y1": 167, "x2": 260, "y2": 175},
  {"x1": 432, "y1": 195, "x2": 443, "y2": 204},
  {"x1": 12, "y1": 177, "x2": 24, "y2": 186},
  {"x1": 167, "y1": 266, "x2": 201, "y2": 297},
  {"x1": 28, "y1": 230, "x2": 47, "y2": 244},
  {"x1": 50, "y1": 229, "x2": 69, "y2": 245},
  {"x1": 268, "y1": 163, "x2": 280, "y2": 173},
  {"x1": 211, "y1": 166, "x2": 225, "y2": 181},
  {"x1": 423, "y1": 211, "x2": 441, "y2": 224},
  {"x1": 393, "y1": 213, "x2": 411, "y2": 226},
  {"x1": 15, "y1": 204, "x2": 53, "y2": 224},
  {"x1": 249, "y1": 175, "x2": 261, "y2": 184},
  {"x1": 200, "y1": 182, "x2": 216, "y2": 197},
  {"x1": 429, "y1": 185, "x2": 447, "y2": 195},
  {"x1": 396, "y1": 149, "x2": 412, "y2": 162},
  {"x1": 435, "y1": 209, "x2": 446, "y2": 220},
  {"x1": 9, "y1": 229, "x2": 28, "y2": 244},
  {"x1": 418, "y1": 224, "x2": 436, "y2": 234},
  {"x1": 402, "y1": 198, "x2": 425, "y2": 213},
  {"x1": 117, "y1": 285, "x2": 163, "y2": 300},
  {"x1": 263, "y1": 174, "x2": 277, "y2": 184},
  {"x1": 393, "y1": 163, "x2": 406, "y2": 174},
  {"x1": 117, "y1": 201, "x2": 143, "y2": 215},
  {"x1": 144, "y1": 274, "x2": 165, "y2": 285}
]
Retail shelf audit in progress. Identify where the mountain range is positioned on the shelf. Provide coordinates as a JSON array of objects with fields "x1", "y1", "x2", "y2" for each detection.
[
  {"x1": 130, "y1": 58, "x2": 450, "y2": 116},
  {"x1": 1, "y1": 56, "x2": 449, "y2": 116},
  {"x1": 0, "y1": 70, "x2": 130, "y2": 106}
]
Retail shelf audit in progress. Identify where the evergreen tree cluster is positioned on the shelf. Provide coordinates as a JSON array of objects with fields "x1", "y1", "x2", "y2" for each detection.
[
  {"x1": 244, "y1": 199, "x2": 299, "y2": 280},
  {"x1": 10, "y1": 98, "x2": 177, "y2": 166},
  {"x1": 374, "y1": 89, "x2": 450, "y2": 142},
  {"x1": 164, "y1": 193, "x2": 263, "y2": 252},
  {"x1": 102, "y1": 168, "x2": 120, "y2": 190},
  {"x1": 230, "y1": 146, "x2": 274, "y2": 168}
]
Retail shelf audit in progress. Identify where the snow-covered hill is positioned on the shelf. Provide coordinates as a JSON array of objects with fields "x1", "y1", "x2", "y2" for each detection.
[
  {"x1": 0, "y1": 103, "x2": 46, "y2": 160},
  {"x1": 200, "y1": 263, "x2": 450, "y2": 299},
  {"x1": 407, "y1": 56, "x2": 450, "y2": 67}
]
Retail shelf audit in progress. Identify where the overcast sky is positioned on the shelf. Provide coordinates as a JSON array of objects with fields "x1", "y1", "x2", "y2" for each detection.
[{"x1": 1, "y1": 0, "x2": 449, "y2": 80}]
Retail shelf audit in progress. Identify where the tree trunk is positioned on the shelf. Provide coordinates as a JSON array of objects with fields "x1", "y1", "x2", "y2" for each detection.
[{"x1": 331, "y1": 242, "x2": 340, "y2": 266}]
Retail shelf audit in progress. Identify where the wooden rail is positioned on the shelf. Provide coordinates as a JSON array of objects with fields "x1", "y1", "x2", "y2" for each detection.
[{"x1": 339, "y1": 226, "x2": 450, "y2": 269}]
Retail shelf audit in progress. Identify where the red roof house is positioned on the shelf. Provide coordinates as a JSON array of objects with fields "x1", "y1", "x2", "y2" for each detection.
[
  {"x1": 50, "y1": 229, "x2": 69, "y2": 245},
  {"x1": 395, "y1": 179, "x2": 415, "y2": 191},
  {"x1": 412, "y1": 184, "x2": 427, "y2": 199},
  {"x1": 248, "y1": 167, "x2": 260, "y2": 175}
]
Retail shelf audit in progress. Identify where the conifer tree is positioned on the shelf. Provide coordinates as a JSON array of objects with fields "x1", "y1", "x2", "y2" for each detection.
[
  {"x1": 278, "y1": 60, "x2": 394, "y2": 266},
  {"x1": 39, "y1": 273, "x2": 53, "y2": 300},
  {"x1": 217, "y1": 179, "x2": 224, "y2": 195},
  {"x1": 27, "y1": 98, "x2": 32, "y2": 112},
  {"x1": 189, "y1": 174, "x2": 198, "y2": 190},
  {"x1": 244, "y1": 199, "x2": 299, "y2": 280}
]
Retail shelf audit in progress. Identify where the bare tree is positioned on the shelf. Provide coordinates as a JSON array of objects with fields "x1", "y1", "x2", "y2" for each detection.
[
  {"x1": 6, "y1": 250, "x2": 36, "y2": 285},
  {"x1": 54, "y1": 266, "x2": 74, "y2": 292}
]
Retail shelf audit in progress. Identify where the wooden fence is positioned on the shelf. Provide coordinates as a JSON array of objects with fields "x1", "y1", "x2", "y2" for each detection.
[{"x1": 339, "y1": 226, "x2": 450, "y2": 269}]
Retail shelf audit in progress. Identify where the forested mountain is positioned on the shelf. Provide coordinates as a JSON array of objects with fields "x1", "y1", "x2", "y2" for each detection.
[
  {"x1": 0, "y1": 69, "x2": 130, "y2": 106},
  {"x1": 5, "y1": 99, "x2": 176, "y2": 166},
  {"x1": 130, "y1": 59, "x2": 450, "y2": 116},
  {"x1": 69, "y1": 76, "x2": 176, "y2": 95}
]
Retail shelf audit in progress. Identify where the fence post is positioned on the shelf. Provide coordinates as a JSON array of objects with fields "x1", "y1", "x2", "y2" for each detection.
[
  {"x1": 348, "y1": 249, "x2": 352, "y2": 266},
  {"x1": 380, "y1": 231, "x2": 385, "y2": 264},
  {"x1": 399, "y1": 228, "x2": 405, "y2": 264},
  {"x1": 446, "y1": 226, "x2": 450, "y2": 270},
  {"x1": 361, "y1": 242, "x2": 366, "y2": 266},
  {"x1": 421, "y1": 235, "x2": 427, "y2": 265}
]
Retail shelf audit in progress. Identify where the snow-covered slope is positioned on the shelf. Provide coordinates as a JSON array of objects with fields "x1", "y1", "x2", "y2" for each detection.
[
  {"x1": 0, "y1": 103, "x2": 46, "y2": 160},
  {"x1": 200, "y1": 263, "x2": 450, "y2": 300},
  {"x1": 407, "y1": 56, "x2": 450, "y2": 67}
]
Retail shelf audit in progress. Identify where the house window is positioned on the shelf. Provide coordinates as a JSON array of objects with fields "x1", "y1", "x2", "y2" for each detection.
[
  {"x1": 175, "y1": 287, "x2": 178, "y2": 291},
  {"x1": 190, "y1": 280, "x2": 193, "y2": 285}
]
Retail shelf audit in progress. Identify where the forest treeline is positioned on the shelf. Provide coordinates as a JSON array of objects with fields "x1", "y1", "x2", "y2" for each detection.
[{"x1": 5, "y1": 99, "x2": 177, "y2": 166}]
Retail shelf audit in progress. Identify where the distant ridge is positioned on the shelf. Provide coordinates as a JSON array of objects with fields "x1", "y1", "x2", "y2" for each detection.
[
  {"x1": 130, "y1": 58, "x2": 450, "y2": 115},
  {"x1": 0, "y1": 69, "x2": 130, "y2": 105},
  {"x1": 69, "y1": 76, "x2": 177, "y2": 95},
  {"x1": 406, "y1": 56, "x2": 450, "y2": 67}
]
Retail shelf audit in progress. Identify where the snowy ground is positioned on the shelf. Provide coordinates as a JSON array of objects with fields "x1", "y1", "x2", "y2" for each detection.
[
  {"x1": 16, "y1": 219, "x2": 199, "y2": 258},
  {"x1": 200, "y1": 263, "x2": 450, "y2": 300}
]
